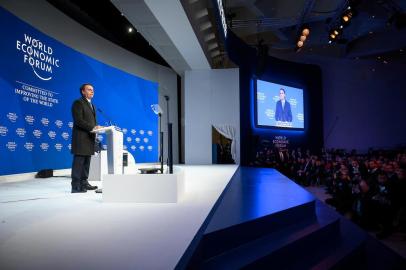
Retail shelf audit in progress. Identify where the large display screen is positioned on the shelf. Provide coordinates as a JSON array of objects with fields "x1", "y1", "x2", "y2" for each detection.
[
  {"x1": 256, "y1": 79, "x2": 304, "y2": 129},
  {"x1": 0, "y1": 7, "x2": 158, "y2": 175}
]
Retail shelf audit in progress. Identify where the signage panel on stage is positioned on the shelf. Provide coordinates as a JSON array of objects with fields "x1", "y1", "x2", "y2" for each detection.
[{"x1": 0, "y1": 7, "x2": 158, "y2": 175}]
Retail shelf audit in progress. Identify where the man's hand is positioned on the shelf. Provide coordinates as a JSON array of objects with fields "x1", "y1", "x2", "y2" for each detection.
[{"x1": 93, "y1": 125, "x2": 103, "y2": 131}]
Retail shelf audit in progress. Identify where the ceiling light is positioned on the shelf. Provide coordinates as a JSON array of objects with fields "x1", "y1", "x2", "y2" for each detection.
[
  {"x1": 330, "y1": 34, "x2": 336, "y2": 39},
  {"x1": 302, "y1": 28, "x2": 310, "y2": 36},
  {"x1": 340, "y1": 25, "x2": 344, "y2": 29},
  {"x1": 297, "y1": 40, "x2": 304, "y2": 47},
  {"x1": 333, "y1": 30, "x2": 339, "y2": 35},
  {"x1": 128, "y1": 27, "x2": 133, "y2": 33},
  {"x1": 343, "y1": 15, "x2": 349, "y2": 22},
  {"x1": 328, "y1": 40, "x2": 332, "y2": 44},
  {"x1": 300, "y1": 35, "x2": 307, "y2": 42}
]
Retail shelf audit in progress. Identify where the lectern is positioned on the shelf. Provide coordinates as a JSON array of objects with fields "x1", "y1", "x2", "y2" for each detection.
[{"x1": 92, "y1": 126, "x2": 123, "y2": 175}]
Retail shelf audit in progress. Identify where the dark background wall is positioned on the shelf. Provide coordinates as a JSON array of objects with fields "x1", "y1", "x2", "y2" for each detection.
[
  {"x1": 322, "y1": 59, "x2": 406, "y2": 151},
  {"x1": 226, "y1": 32, "x2": 324, "y2": 166}
]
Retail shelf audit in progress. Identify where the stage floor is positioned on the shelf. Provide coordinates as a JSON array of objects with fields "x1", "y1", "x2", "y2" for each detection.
[{"x1": 0, "y1": 165, "x2": 238, "y2": 270}]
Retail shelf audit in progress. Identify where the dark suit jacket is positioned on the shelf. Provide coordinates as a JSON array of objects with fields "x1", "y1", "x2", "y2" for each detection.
[
  {"x1": 275, "y1": 100, "x2": 292, "y2": 122},
  {"x1": 71, "y1": 97, "x2": 97, "y2": 156}
]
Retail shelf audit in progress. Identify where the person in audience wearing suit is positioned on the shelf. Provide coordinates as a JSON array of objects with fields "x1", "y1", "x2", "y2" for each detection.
[
  {"x1": 274, "y1": 88, "x2": 292, "y2": 122},
  {"x1": 70, "y1": 83, "x2": 101, "y2": 193}
]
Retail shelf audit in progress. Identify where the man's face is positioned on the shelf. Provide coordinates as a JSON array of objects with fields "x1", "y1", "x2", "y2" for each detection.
[
  {"x1": 279, "y1": 90, "x2": 285, "y2": 101},
  {"x1": 82, "y1": 85, "x2": 94, "y2": 100}
]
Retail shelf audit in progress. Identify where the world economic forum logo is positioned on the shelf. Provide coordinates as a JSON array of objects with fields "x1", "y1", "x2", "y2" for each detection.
[
  {"x1": 16, "y1": 128, "x2": 26, "y2": 138},
  {"x1": 40, "y1": 143, "x2": 49, "y2": 151},
  {"x1": 33, "y1": 129, "x2": 42, "y2": 138},
  {"x1": 16, "y1": 34, "x2": 61, "y2": 81},
  {"x1": 41, "y1": 117, "x2": 49, "y2": 126},
  {"x1": 7, "y1": 112, "x2": 18, "y2": 123},
  {"x1": 24, "y1": 142, "x2": 34, "y2": 151},
  {"x1": 0, "y1": 126, "x2": 8, "y2": 136},
  {"x1": 48, "y1": 131, "x2": 56, "y2": 139},
  {"x1": 55, "y1": 143, "x2": 63, "y2": 151},
  {"x1": 25, "y1": 115, "x2": 35, "y2": 125},
  {"x1": 6, "y1": 142, "x2": 17, "y2": 151},
  {"x1": 61, "y1": 132, "x2": 69, "y2": 140},
  {"x1": 55, "y1": 120, "x2": 63, "y2": 128}
]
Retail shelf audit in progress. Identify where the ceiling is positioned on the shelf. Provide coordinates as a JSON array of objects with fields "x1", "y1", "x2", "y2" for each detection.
[
  {"x1": 47, "y1": 0, "x2": 170, "y2": 68},
  {"x1": 182, "y1": 0, "x2": 406, "y2": 65},
  {"x1": 47, "y1": 0, "x2": 406, "y2": 69}
]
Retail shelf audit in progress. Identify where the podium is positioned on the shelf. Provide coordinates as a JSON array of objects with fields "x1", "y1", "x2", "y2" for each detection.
[
  {"x1": 91, "y1": 126, "x2": 184, "y2": 203},
  {"x1": 92, "y1": 126, "x2": 123, "y2": 175}
]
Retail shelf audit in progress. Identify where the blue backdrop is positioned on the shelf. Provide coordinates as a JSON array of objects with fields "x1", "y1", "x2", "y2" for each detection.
[
  {"x1": 0, "y1": 7, "x2": 158, "y2": 175},
  {"x1": 256, "y1": 79, "x2": 304, "y2": 129}
]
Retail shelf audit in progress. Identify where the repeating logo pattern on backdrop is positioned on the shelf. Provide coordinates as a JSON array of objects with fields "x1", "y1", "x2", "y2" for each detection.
[{"x1": 1, "y1": 112, "x2": 155, "y2": 153}]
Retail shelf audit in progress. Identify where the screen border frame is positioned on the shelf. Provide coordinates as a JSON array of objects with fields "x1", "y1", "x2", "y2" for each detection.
[{"x1": 254, "y1": 78, "x2": 306, "y2": 131}]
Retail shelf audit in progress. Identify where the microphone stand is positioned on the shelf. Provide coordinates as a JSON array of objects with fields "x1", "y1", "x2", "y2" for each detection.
[
  {"x1": 97, "y1": 108, "x2": 114, "y2": 126},
  {"x1": 158, "y1": 112, "x2": 164, "y2": 174},
  {"x1": 164, "y1": 96, "x2": 173, "y2": 174}
]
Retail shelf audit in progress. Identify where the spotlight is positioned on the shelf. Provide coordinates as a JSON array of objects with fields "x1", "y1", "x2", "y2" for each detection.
[
  {"x1": 296, "y1": 28, "x2": 310, "y2": 51},
  {"x1": 330, "y1": 33, "x2": 336, "y2": 39},
  {"x1": 340, "y1": 25, "x2": 344, "y2": 29},
  {"x1": 333, "y1": 30, "x2": 339, "y2": 35},
  {"x1": 128, "y1": 27, "x2": 133, "y2": 33},
  {"x1": 302, "y1": 28, "x2": 310, "y2": 36},
  {"x1": 343, "y1": 15, "x2": 349, "y2": 22}
]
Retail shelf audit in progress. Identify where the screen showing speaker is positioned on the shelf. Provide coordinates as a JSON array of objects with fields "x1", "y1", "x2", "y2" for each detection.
[{"x1": 256, "y1": 79, "x2": 304, "y2": 130}]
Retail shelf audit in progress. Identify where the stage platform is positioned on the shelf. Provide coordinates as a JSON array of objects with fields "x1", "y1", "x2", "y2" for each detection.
[
  {"x1": 1, "y1": 166, "x2": 405, "y2": 270},
  {"x1": 0, "y1": 165, "x2": 238, "y2": 270}
]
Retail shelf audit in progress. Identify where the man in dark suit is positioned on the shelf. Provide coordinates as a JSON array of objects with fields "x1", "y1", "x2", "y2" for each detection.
[
  {"x1": 274, "y1": 88, "x2": 292, "y2": 122},
  {"x1": 71, "y1": 83, "x2": 101, "y2": 193}
]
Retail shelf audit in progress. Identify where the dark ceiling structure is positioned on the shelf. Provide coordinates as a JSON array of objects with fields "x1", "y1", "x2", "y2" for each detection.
[
  {"x1": 47, "y1": 0, "x2": 170, "y2": 67},
  {"x1": 202, "y1": 0, "x2": 406, "y2": 64},
  {"x1": 47, "y1": 0, "x2": 406, "y2": 68}
]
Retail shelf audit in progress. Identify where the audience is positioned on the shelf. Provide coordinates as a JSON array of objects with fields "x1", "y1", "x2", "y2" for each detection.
[{"x1": 251, "y1": 145, "x2": 406, "y2": 239}]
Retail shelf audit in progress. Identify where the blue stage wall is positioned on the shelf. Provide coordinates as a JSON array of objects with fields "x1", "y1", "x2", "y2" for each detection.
[
  {"x1": 224, "y1": 31, "x2": 323, "y2": 165},
  {"x1": 0, "y1": 7, "x2": 158, "y2": 175}
]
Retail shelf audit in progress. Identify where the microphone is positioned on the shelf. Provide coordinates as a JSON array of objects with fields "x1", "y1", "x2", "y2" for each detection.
[
  {"x1": 97, "y1": 108, "x2": 114, "y2": 126},
  {"x1": 151, "y1": 104, "x2": 163, "y2": 116}
]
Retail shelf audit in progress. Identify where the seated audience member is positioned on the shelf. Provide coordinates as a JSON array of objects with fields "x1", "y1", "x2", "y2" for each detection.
[
  {"x1": 352, "y1": 179, "x2": 375, "y2": 229},
  {"x1": 372, "y1": 173, "x2": 395, "y2": 238}
]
